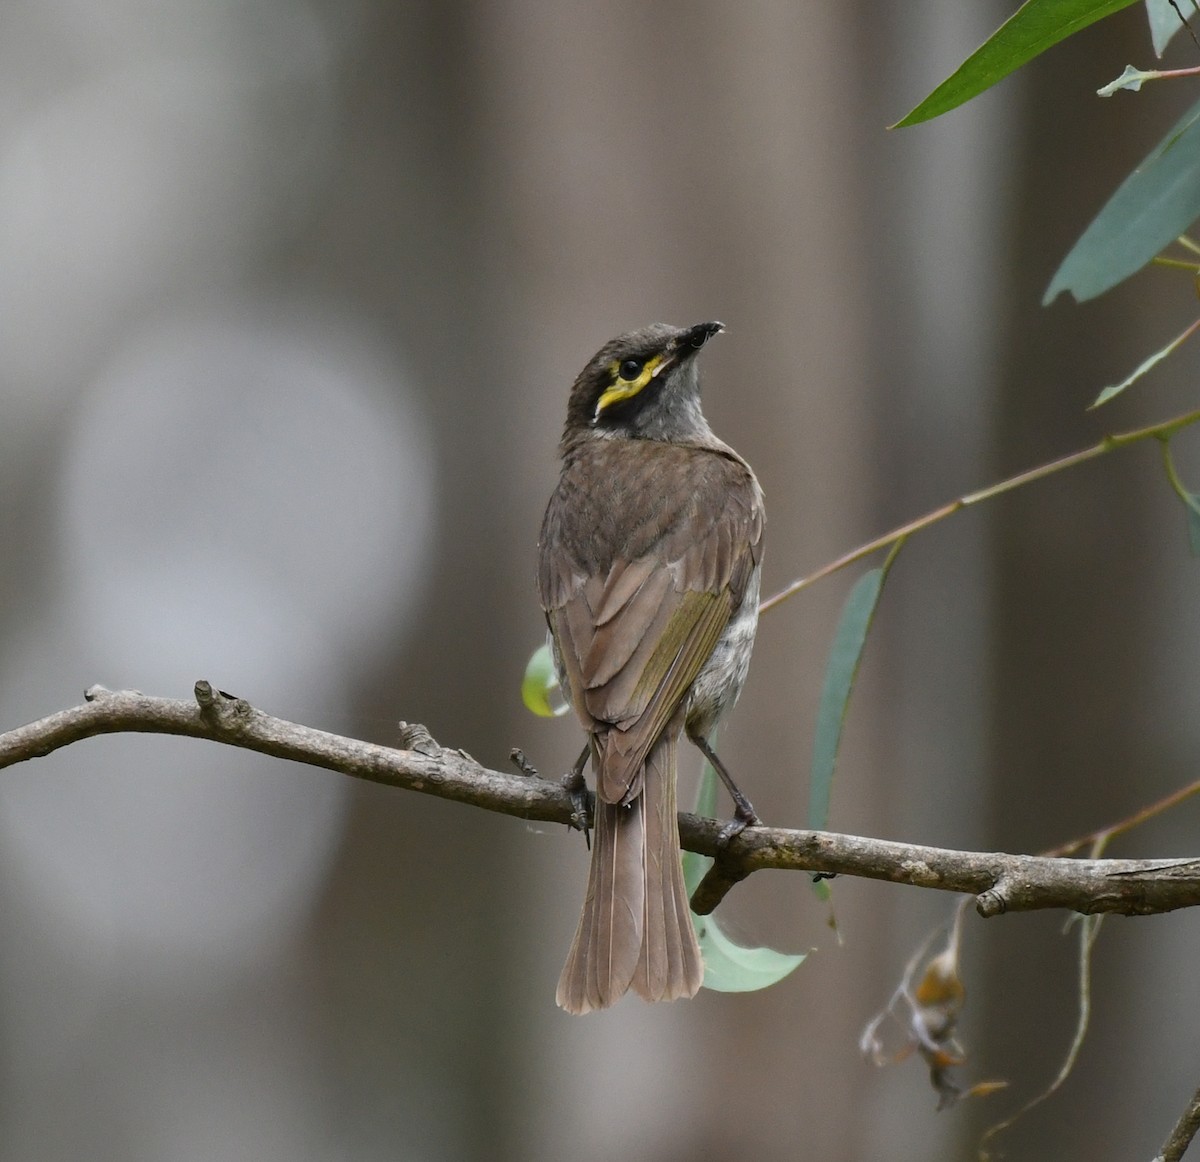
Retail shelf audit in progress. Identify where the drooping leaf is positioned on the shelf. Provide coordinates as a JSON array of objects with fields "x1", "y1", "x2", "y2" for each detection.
[
  {"x1": 692, "y1": 911, "x2": 808, "y2": 992},
  {"x1": 1044, "y1": 96, "x2": 1200, "y2": 303},
  {"x1": 682, "y1": 750, "x2": 807, "y2": 993},
  {"x1": 809, "y1": 551, "x2": 901, "y2": 831},
  {"x1": 1090, "y1": 315, "x2": 1200, "y2": 406},
  {"x1": 1146, "y1": 0, "x2": 1197, "y2": 55},
  {"x1": 521, "y1": 643, "x2": 570, "y2": 717},
  {"x1": 893, "y1": 0, "x2": 1142, "y2": 128}
]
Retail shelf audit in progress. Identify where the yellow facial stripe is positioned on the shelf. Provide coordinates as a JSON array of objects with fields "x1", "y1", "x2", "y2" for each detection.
[{"x1": 595, "y1": 353, "x2": 665, "y2": 415}]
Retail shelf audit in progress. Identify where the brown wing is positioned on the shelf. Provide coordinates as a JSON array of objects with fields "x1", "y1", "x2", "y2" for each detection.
[{"x1": 538, "y1": 439, "x2": 763, "y2": 806}]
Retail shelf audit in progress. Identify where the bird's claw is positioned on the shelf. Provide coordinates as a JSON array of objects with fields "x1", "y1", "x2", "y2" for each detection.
[
  {"x1": 561, "y1": 767, "x2": 593, "y2": 851},
  {"x1": 715, "y1": 803, "x2": 761, "y2": 852}
]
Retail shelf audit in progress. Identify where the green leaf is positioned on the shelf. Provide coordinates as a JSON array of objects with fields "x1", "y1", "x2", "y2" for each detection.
[
  {"x1": 1044, "y1": 96, "x2": 1200, "y2": 303},
  {"x1": 521, "y1": 643, "x2": 570, "y2": 717},
  {"x1": 682, "y1": 749, "x2": 807, "y2": 993},
  {"x1": 809, "y1": 550, "x2": 901, "y2": 831},
  {"x1": 1146, "y1": 0, "x2": 1197, "y2": 55},
  {"x1": 1090, "y1": 316, "x2": 1200, "y2": 406},
  {"x1": 893, "y1": 0, "x2": 1141, "y2": 128},
  {"x1": 692, "y1": 910, "x2": 808, "y2": 992}
]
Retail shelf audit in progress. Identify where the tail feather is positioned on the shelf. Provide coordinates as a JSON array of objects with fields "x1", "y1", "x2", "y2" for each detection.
[
  {"x1": 632, "y1": 730, "x2": 702, "y2": 1003},
  {"x1": 556, "y1": 730, "x2": 703, "y2": 1014}
]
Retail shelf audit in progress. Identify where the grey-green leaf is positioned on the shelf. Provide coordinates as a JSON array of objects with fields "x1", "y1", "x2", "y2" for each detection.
[
  {"x1": 809, "y1": 557, "x2": 898, "y2": 831},
  {"x1": 681, "y1": 750, "x2": 807, "y2": 993},
  {"x1": 692, "y1": 911, "x2": 808, "y2": 993},
  {"x1": 1146, "y1": 0, "x2": 1197, "y2": 55},
  {"x1": 893, "y1": 0, "x2": 1141, "y2": 128},
  {"x1": 1045, "y1": 95, "x2": 1200, "y2": 303},
  {"x1": 1090, "y1": 317, "x2": 1200, "y2": 407}
]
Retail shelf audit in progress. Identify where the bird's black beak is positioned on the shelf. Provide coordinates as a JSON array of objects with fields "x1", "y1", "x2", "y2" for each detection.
[
  {"x1": 684, "y1": 321, "x2": 725, "y2": 350},
  {"x1": 652, "y1": 322, "x2": 725, "y2": 379}
]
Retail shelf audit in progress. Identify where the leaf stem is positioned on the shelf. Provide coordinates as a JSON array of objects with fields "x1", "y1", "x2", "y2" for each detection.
[
  {"x1": 1161, "y1": 437, "x2": 1191, "y2": 506},
  {"x1": 1148, "y1": 64, "x2": 1200, "y2": 81},
  {"x1": 1150, "y1": 256, "x2": 1200, "y2": 273},
  {"x1": 1044, "y1": 774, "x2": 1200, "y2": 858},
  {"x1": 760, "y1": 406, "x2": 1200, "y2": 615}
]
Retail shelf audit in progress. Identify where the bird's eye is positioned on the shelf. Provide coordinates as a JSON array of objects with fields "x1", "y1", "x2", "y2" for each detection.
[{"x1": 619, "y1": 358, "x2": 643, "y2": 381}]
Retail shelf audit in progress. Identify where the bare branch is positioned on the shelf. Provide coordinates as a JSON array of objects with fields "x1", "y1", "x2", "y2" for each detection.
[
  {"x1": 0, "y1": 682, "x2": 565, "y2": 821},
  {"x1": 3, "y1": 682, "x2": 1200, "y2": 921}
]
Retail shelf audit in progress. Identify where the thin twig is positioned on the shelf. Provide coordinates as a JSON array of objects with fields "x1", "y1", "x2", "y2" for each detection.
[
  {"x1": 1045, "y1": 775, "x2": 1200, "y2": 858},
  {"x1": 759, "y1": 406, "x2": 1200, "y2": 614},
  {"x1": 1152, "y1": 257, "x2": 1200, "y2": 274},
  {"x1": 978, "y1": 911, "x2": 1104, "y2": 1159},
  {"x1": 1154, "y1": 1081, "x2": 1200, "y2": 1162}
]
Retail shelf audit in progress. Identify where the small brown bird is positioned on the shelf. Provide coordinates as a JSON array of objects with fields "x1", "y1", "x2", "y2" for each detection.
[{"x1": 538, "y1": 321, "x2": 764, "y2": 1014}]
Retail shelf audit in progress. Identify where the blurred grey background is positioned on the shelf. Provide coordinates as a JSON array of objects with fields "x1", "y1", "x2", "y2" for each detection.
[{"x1": 1, "y1": 2, "x2": 1198, "y2": 1159}]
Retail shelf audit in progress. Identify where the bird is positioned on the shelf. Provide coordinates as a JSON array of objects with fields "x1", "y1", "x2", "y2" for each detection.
[{"x1": 537, "y1": 320, "x2": 764, "y2": 1014}]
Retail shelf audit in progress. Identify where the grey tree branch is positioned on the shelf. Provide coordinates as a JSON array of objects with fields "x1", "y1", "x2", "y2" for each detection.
[{"x1": 3, "y1": 681, "x2": 1200, "y2": 922}]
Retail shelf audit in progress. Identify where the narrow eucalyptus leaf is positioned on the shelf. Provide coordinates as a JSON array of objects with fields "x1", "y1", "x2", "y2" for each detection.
[
  {"x1": 1045, "y1": 95, "x2": 1200, "y2": 303},
  {"x1": 809, "y1": 562, "x2": 895, "y2": 831},
  {"x1": 1146, "y1": 0, "x2": 1197, "y2": 55},
  {"x1": 1089, "y1": 318, "x2": 1200, "y2": 407},
  {"x1": 894, "y1": 0, "x2": 1140, "y2": 128}
]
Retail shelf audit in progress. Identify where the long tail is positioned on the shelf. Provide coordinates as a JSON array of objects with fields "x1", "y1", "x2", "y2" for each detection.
[{"x1": 556, "y1": 729, "x2": 703, "y2": 1014}]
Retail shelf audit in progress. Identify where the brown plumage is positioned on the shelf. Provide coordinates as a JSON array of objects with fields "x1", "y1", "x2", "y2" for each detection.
[{"x1": 538, "y1": 322, "x2": 764, "y2": 1014}]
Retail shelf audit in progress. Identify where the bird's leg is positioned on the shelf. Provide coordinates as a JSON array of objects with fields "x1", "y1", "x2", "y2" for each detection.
[
  {"x1": 686, "y1": 729, "x2": 760, "y2": 845},
  {"x1": 561, "y1": 743, "x2": 593, "y2": 850}
]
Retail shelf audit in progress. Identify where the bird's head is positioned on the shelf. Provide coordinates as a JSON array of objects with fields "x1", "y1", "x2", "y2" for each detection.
[{"x1": 563, "y1": 321, "x2": 725, "y2": 447}]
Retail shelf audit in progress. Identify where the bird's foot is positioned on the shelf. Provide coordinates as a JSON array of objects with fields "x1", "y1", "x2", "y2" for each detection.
[
  {"x1": 715, "y1": 801, "x2": 761, "y2": 851},
  {"x1": 561, "y1": 745, "x2": 593, "y2": 850}
]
